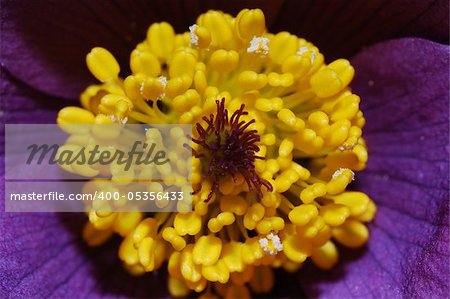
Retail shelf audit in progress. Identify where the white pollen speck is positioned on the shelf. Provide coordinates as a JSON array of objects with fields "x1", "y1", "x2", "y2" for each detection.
[
  {"x1": 259, "y1": 232, "x2": 283, "y2": 255},
  {"x1": 310, "y1": 50, "x2": 317, "y2": 64},
  {"x1": 297, "y1": 46, "x2": 308, "y2": 56},
  {"x1": 189, "y1": 24, "x2": 199, "y2": 47},
  {"x1": 247, "y1": 36, "x2": 269, "y2": 56},
  {"x1": 108, "y1": 115, "x2": 127, "y2": 125},
  {"x1": 368, "y1": 80, "x2": 375, "y2": 87},
  {"x1": 139, "y1": 82, "x2": 145, "y2": 94},
  {"x1": 338, "y1": 143, "x2": 355, "y2": 151},
  {"x1": 157, "y1": 76, "x2": 168, "y2": 87},
  {"x1": 156, "y1": 76, "x2": 168, "y2": 100},
  {"x1": 332, "y1": 168, "x2": 355, "y2": 180}
]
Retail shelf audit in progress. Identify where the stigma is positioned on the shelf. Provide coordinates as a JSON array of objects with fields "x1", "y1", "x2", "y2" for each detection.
[{"x1": 192, "y1": 98, "x2": 272, "y2": 202}]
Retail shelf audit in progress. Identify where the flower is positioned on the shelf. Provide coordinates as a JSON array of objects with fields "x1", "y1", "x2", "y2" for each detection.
[
  {"x1": 1, "y1": 1, "x2": 448, "y2": 298},
  {"x1": 55, "y1": 8, "x2": 378, "y2": 296}
]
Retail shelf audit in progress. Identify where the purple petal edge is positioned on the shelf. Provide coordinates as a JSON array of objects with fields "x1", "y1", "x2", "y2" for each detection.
[{"x1": 299, "y1": 38, "x2": 449, "y2": 298}]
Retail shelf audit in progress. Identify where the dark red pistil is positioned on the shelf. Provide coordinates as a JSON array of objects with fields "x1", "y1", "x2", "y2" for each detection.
[{"x1": 192, "y1": 98, "x2": 273, "y2": 202}]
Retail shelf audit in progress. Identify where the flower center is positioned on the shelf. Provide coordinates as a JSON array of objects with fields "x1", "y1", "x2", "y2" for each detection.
[
  {"x1": 57, "y1": 8, "x2": 377, "y2": 298},
  {"x1": 192, "y1": 98, "x2": 272, "y2": 202}
]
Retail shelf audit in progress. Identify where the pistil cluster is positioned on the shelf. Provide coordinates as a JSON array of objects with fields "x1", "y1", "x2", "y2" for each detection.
[{"x1": 57, "y1": 8, "x2": 376, "y2": 298}]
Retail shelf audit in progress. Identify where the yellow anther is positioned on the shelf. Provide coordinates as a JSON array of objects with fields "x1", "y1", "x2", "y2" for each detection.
[
  {"x1": 333, "y1": 191, "x2": 370, "y2": 217},
  {"x1": 194, "y1": 69, "x2": 208, "y2": 95},
  {"x1": 118, "y1": 234, "x2": 139, "y2": 266},
  {"x1": 332, "y1": 219, "x2": 369, "y2": 248},
  {"x1": 289, "y1": 163, "x2": 311, "y2": 180},
  {"x1": 209, "y1": 49, "x2": 239, "y2": 72},
  {"x1": 256, "y1": 217, "x2": 285, "y2": 235},
  {"x1": 133, "y1": 217, "x2": 158, "y2": 246},
  {"x1": 220, "y1": 195, "x2": 248, "y2": 216},
  {"x1": 288, "y1": 204, "x2": 318, "y2": 226},
  {"x1": 279, "y1": 138, "x2": 294, "y2": 157},
  {"x1": 282, "y1": 54, "x2": 312, "y2": 78},
  {"x1": 202, "y1": 260, "x2": 229, "y2": 283},
  {"x1": 274, "y1": 174, "x2": 293, "y2": 193},
  {"x1": 138, "y1": 236, "x2": 156, "y2": 269},
  {"x1": 327, "y1": 168, "x2": 355, "y2": 195},
  {"x1": 98, "y1": 94, "x2": 132, "y2": 119},
  {"x1": 254, "y1": 98, "x2": 282, "y2": 112},
  {"x1": 268, "y1": 32, "x2": 298, "y2": 65},
  {"x1": 293, "y1": 129, "x2": 324, "y2": 154},
  {"x1": 192, "y1": 235, "x2": 222, "y2": 266},
  {"x1": 180, "y1": 244, "x2": 202, "y2": 282},
  {"x1": 168, "y1": 252, "x2": 183, "y2": 281},
  {"x1": 357, "y1": 199, "x2": 377, "y2": 222},
  {"x1": 208, "y1": 212, "x2": 235, "y2": 233},
  {"x1": 267, "y1": 72, "x2": 294, "y2": 87},
  {"x1": 331, "y1": 94, "x2": 360, "y2": 122},
  {"x1": 238, "y1": 71, "x2": 267, "y2": 90},
  {"x1": 169, "y1": 48, "x2": 197, "y2": 78},
  {"x1": 319, "y1": 204, "x2": 350, "y2": 226},
  {"x1": 235, "y1": 8, "x2": 265, "y2": 40},
  {"x1": 328, "y1": 59, "x2": 355, "y2": 90},
  {"x1": 222, "y1": 241, "x2": 244, "y2": 272},
  {"x1": 189, "y1": 24, "x2": 212, "y2": 49},
  {"x1": 162, "y1": 227, "x2": 187, "y2": 251},
  {"x1": 311, "y1": 241, "x2": 338, "y2": 270},
  {"x1": 320, "y1": 120, "x2": 351, "y2": 148},
  {"x1": 129, "y1": 49, "x2": 161, "y2": 77},
  {"x1": 310, "y1": 59, "x2": 354, "y2": 98},
  {"x1": 300, "y1": 182, "x2": 327, "y2": 204},
  {"x1": 308, "y1": 111, "x2": 329, "y2": 129},
  {"x1": 186, "y1": 278, "x2": 207, "y2": 293},
  {"x1": 88, "y1": 210, "x2": 116, "y2": 230},
  {"x1": 174, "y1": 212, "x2": 202, "y2": 236},
  {"x1": 147, "y1": 22, "x2": 175, "y2": 61},
  {"x1": 311, "y1": 224, "x2": 332, "y2": 246},
  {"x1": 282, "y1": 229, "x2": 312, "y2": 263},
  {"x1": 242, "y1": 237, "x2": 264, "y2": 264},
  {"x1": 166, "y1": 75, "x2": 192, "y2": 98},
  {"x1": 168, "y1": 277, "x2": 190, "y2": 297},
  {"x1": 139, "y1": 76, "x2": 166, "y2": 100},
  {"x1": 261, "y1": 192, "x2": 278, "y2": 208},
  {"x1": 310, "y1": 68, "x2": 342, "y2": 98},
  {"x1": 172, "y1": 89, "x2": 201, "y2": 113},
  {"x1": 198, "y1": 11, "x2": 233, "y2": 48},
  {"x1": 86, "y1": 47, "x2": 120, "y2": 82},
  {"x1": 277, "y1": 108, "x2": 304, "y2": 129},
  {"x1": 243, "y1": 203, "x2": 265, "y2": 230},
  {"x1": 113, "y1": 212, "x2": 143, "y2": 237},
  {"x1": 296, "y1": 217, "x2": 326, "y2": 239},
  {"x1": 57, "y1": 107, "x2": 95, "y2": 125}
]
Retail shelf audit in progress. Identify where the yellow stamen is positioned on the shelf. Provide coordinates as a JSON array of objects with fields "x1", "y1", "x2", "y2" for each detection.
[{"x1": 57, "y1": 8, "x2": 377, "y2": 298}]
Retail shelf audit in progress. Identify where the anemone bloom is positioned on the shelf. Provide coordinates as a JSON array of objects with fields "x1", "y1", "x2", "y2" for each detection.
[{"x1": 1, "y1": 1, "x2": 449, "y2": 298}]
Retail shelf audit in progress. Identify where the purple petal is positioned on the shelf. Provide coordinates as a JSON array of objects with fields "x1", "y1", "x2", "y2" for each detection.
[
  {"x1": 3, "y1": 1, "x2": 447, "y2": 100},
  {"x1": 0, "y1": 74, "x2": 169, "y2": 298},
  {"x1": 0, "y1": 0, "x2": 283, "y2": 100},
  {"x1": 299, "y1": 38, "x2": 449, "y2": 298},
  {"x1": 271, "y1": 0, "x2": 449, "y2": 60}
]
